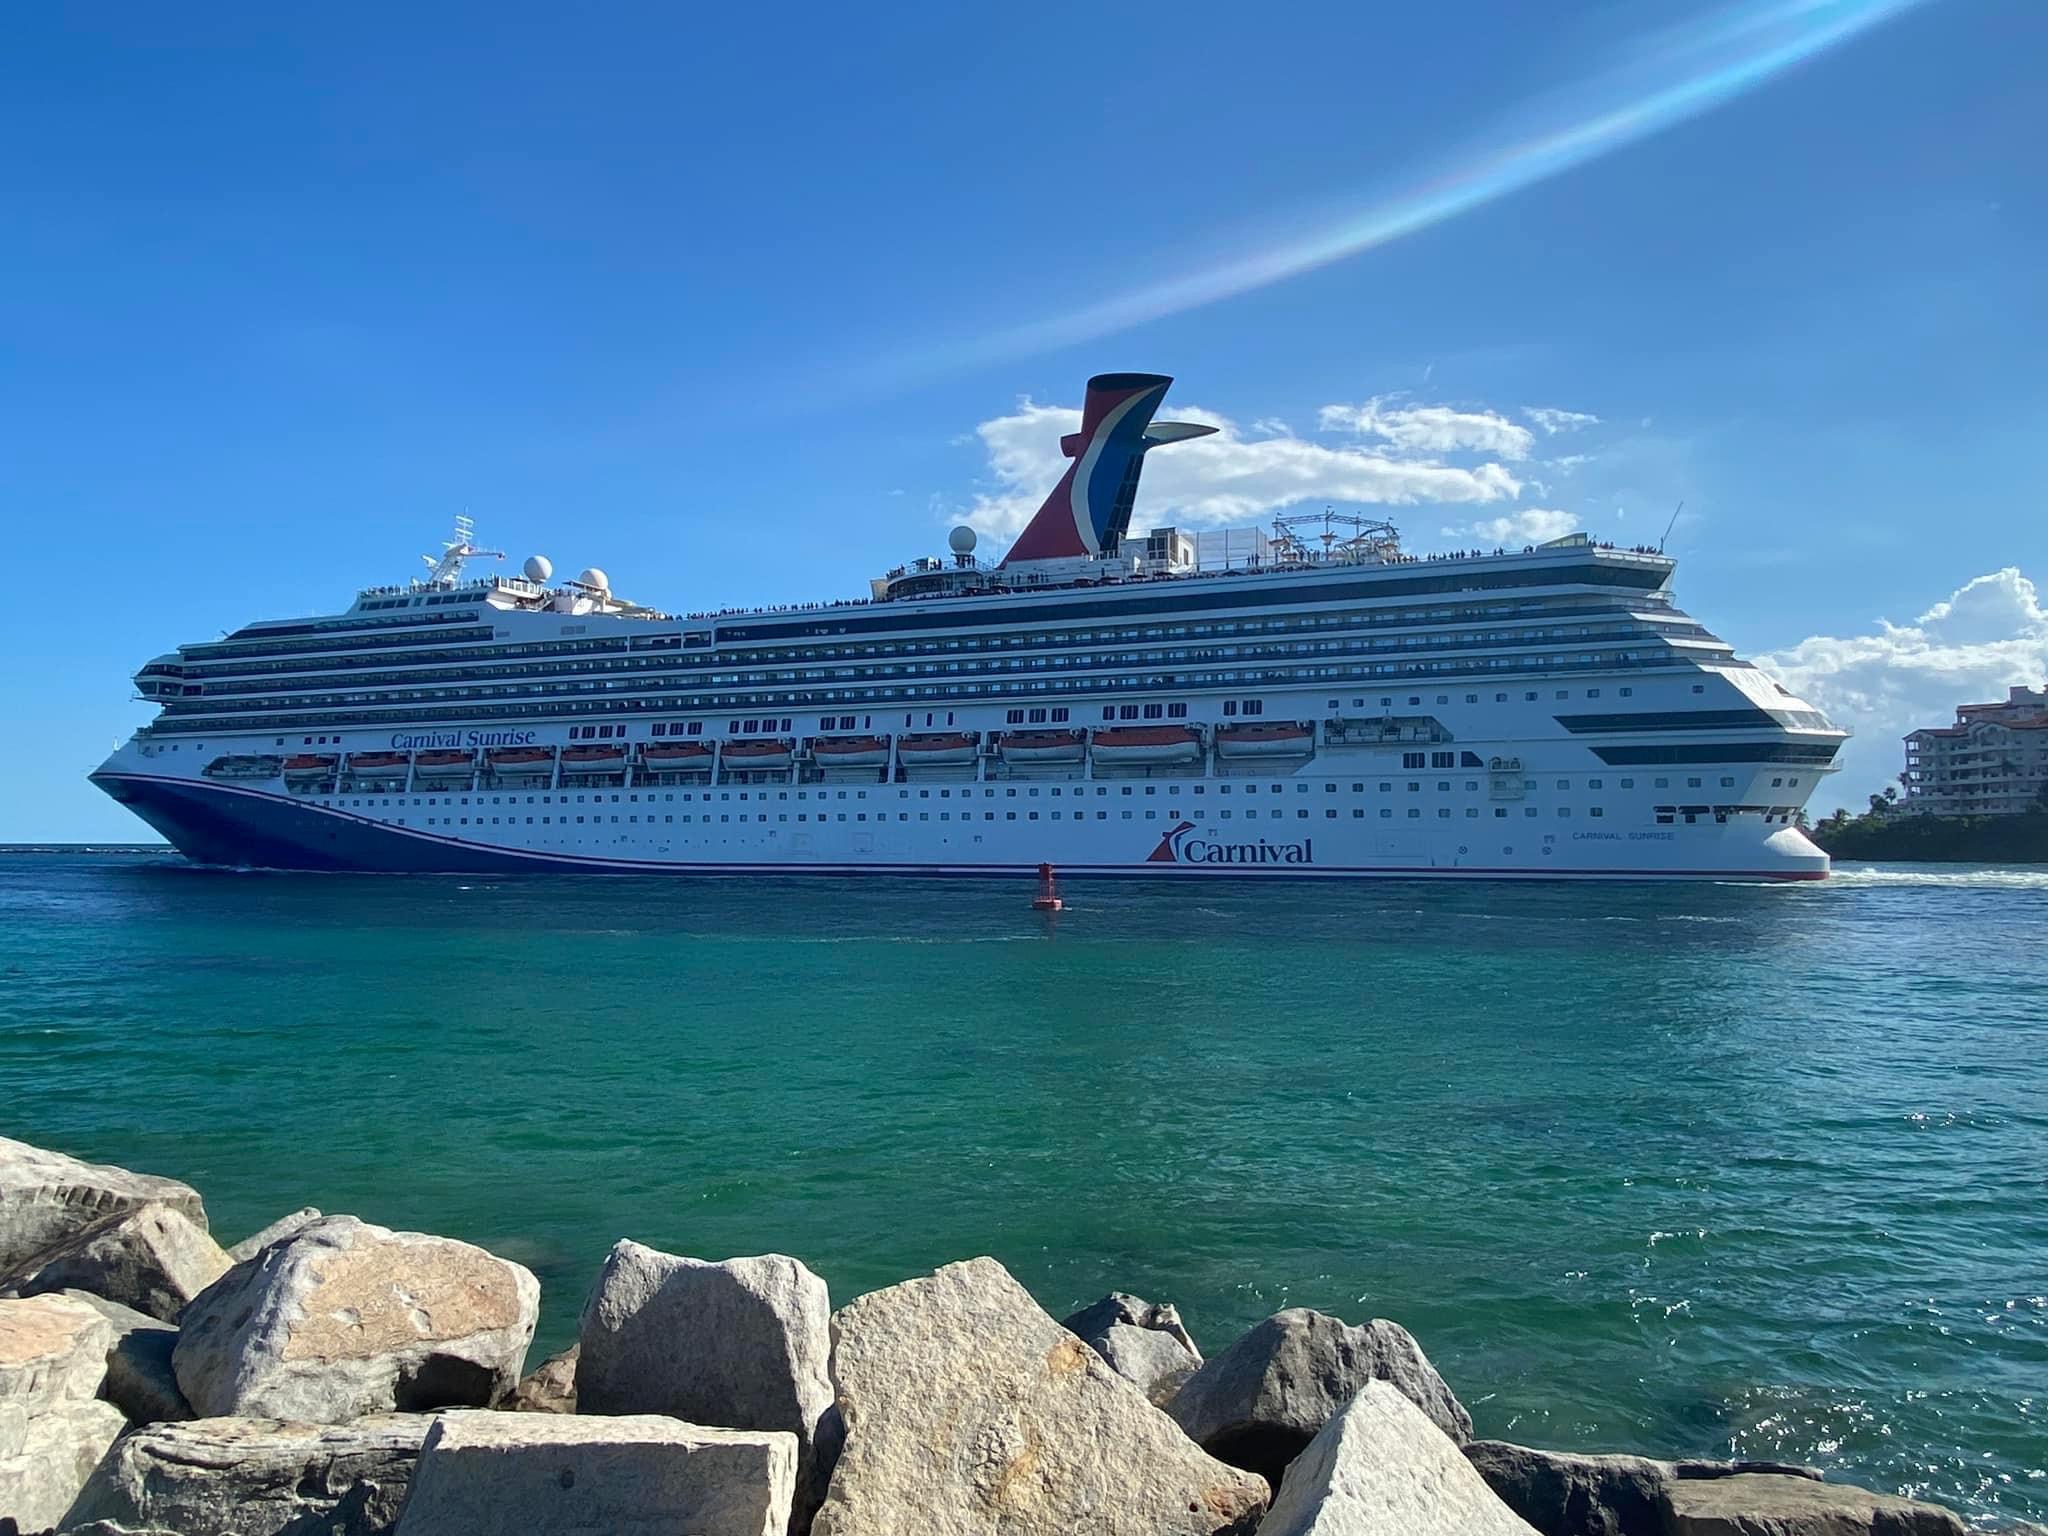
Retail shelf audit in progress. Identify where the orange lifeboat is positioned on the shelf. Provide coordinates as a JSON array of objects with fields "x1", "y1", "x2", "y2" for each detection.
[
  {"x1": 346, "y1": 751, "x2": 411, "y2": 775},
  {"x1": 561, "y1": 744, "x2": 627, "y2": 771},
  {"x1": 897, "y1": 731, "x2": 979, "y2": 765},
  {"x1": 812, "y1": 734, "x2": 891, "y2": 768},
  {"x1": 998, "y1": 729, "x2": 1086, "y2": 764},
  {"x1": 720, "y1": 737, "x2": 794, "y2": 770},
  {"x1": 413, "y1": 749, "x2": 476, "y2": 778},
  {"x1": 1090, "y1": 725, "x2": 1202, "y2": 765},
  {"x1": 1215, "y1": 722, "x2": 1316, "y2": 759},
  {"x1": 487, "y1": 745, "x2": 555, "y2": 767},
  {"x1": 281, "y1": 753, "x2": 338, "y2": 782},
  {"x1": 640, "y1": 741, "x2": 712, "y2": 765}
]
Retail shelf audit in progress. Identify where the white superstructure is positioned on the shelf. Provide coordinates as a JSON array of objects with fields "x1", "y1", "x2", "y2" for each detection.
[{"x1": 92, "y1": 373, "x2": 1845, "y2": 880}]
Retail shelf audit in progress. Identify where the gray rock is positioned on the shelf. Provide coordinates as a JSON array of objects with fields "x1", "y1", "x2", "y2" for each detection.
[
  {"x1": 0, "y1": 1294, "x2": 114, "y2": 1410},
  {"x1": 1662, "y1": 1471, "x2": 1968, "y2": 1535},
  {"x1": 0, "y1": 1397, "x2": 127, "y2": 1536},
  {"x1": 812, "y1": 1256, "x2": 1268, "y2": 1536},
  {"x1": 55, "y1": 1293, "x2": 191, "y2": 1425},
  {"x1": 1099, "y1": 1321, "x2": 1204, "y2": 1406},
  {"x1": 1062, "y1": 1291, "x2": 1202, "y2": 1358},
  {"x1": 173, "y1": 1215, "x2": 538, "y2": 1423},
  {"x1": 1258, "y1": 1381, "x2": 1537, "y2": 1536},
  {"x1": 53, "y1": 1523, "x2": 181, "y2": 1535},
  {"x1": 3, "y1": 1204, "x2": 230, "y2": 1323},
  {"x1": 578, "y1": 1242, "x2": 836, "y2": 1530},
  {"x1": 225, "y1": 1208, "x2": 322, "y2": 1265},
  {"x1": 393, "y1": 1411, "x2": 796, "y2": 1536},
  {"x1": 500, "y1": 1341, "x2": 577, "y2": 1413},
  {"x1": 1168, "y1": 1308, "x2": 1471, "y2": 1486},
  {"x1": 62, "y1": 1413, "x2": 439, "y2": 1536},
  {"x1": 1466, "y1": 1440, "x2": 1832, "y2": 1536},
  {"x1": 0, "y1": 1138, "x2": 207, "y2": 1276}
]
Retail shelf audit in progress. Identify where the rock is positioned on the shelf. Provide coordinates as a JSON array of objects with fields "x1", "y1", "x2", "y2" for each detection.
[
  {"x1": 62, "y1": 1413, "x2": 438, "y2": 1536},
  {"x1": 813, "y1": 1256, "x2": 1268, "y2": 1536},
  {"x1": 226, "y1": 1208, "x2": 322, "y2": 1265},
  {"x1": 54, "y1": 1292, "x2": 191, "y2": 1424},
  {"x1": 53, "y1": 1522, "x2": 181, "y2": 1535},
  {"x1": 173, "y1": 1215, "x2": 538, "y2": 1422},
  {"x1": 1061, "y1": 1292, "x2": 1203, "y2": 1405},
  {"x1": 578, "y1": 1242, "x2": 836, "y2": 1528},
  {"x1": 0, "y1": 1138, "x2": 207, "y2": 1277},
  {"x1": 1466, "y1": 1441, "x2": 1835, "y2": 1536},
  {"x1": 0, "y1": 1397, "x2": 127, "y2": 1536},
  {"x1": 393, "y1": 1411, "x2": 796, "y2": 1536},
  {"x1": 1257, "y1": 1381, "x2": 1536, "y2": 1536},
  {"x1": 1661, "y1": 1471, "x2": 1968, "y2": 1535},
  {"x1": 501, "y1": 1341, "x2": 577, "y2": 1413},
  {"x1": 1167, "y1": 1308, "x2": 1471, "y2": 1487},
  {"x1": 3, "y1": 1204, "x2": 230, "y2": 1323},
  {"x1": 0, "y1": 1294, "x2": 114, "y2": 1410}
]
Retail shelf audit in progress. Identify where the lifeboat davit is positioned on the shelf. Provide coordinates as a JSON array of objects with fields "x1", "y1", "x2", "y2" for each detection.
[
  {"x1": 1215, "y1": 722, "x2": 1316, "y2": 758},
  {"x1": 999, "y1": 729, "x2": 1086, "y2": 763},
  {"x1": 281, "y1": 753, "x2": 338, "y2": 782},
  {"x1": 560, "y1": 744, "x2": 627, "y2": 772},
  {"x1": 720, "y1": 738, "x2": 794, "y2": 771},
  {"x1": 204, "y1": 754, "x2": 282, "y2": 780},
  {"x1": 640, "y1": 741, "x2": 712, "y2": 765},
  {"x1": 412, "y1": 750, "x2": 476, "y2": 777},
  {"x1": 1090, "y1": 725, "x2": 1202, "y2": 765},
  {"x1": 346, "y1": 751, "x2": 411, "y2": 775},
  {"x1": 812, "y1": 734, "x2": 891, "y2": 768},
  {"x1": 897, "y1": 731, "x2": 979, "y2": 765}
]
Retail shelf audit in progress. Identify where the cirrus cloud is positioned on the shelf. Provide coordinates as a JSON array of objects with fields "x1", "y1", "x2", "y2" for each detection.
[{"x1": 1318, "y1": 395, "x2": 1537, "y2": 460}]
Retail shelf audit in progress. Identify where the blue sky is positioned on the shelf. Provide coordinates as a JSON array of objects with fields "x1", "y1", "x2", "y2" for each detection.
[{"x1": 4, "y1": 0, "x2": 2043, "y2": 840}]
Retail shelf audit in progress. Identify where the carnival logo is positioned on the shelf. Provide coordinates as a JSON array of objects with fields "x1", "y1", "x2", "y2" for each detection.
[{"x1": 1147, "y1": 820, "x2": 1315, "y2": 866}]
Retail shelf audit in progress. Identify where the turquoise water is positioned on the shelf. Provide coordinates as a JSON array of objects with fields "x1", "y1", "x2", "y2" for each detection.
[{"x1": 3, "y1": 853, "x2": 2044, "y2": 1524}]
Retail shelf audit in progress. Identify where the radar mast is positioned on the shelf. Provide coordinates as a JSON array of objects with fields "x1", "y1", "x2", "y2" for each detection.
[{"x1": 420, "y1": 515, "x2": 505, "y2": 587}]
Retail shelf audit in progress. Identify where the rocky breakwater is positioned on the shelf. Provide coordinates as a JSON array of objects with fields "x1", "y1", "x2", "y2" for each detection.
[{"x1": 0, "y1": 1133, "x2": 2031, "y2": 1536}]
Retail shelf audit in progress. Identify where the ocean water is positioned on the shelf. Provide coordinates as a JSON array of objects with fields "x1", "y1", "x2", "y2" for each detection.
[{"x1": 3, "y1": 853, "x2": 2044, "y2": 1525}]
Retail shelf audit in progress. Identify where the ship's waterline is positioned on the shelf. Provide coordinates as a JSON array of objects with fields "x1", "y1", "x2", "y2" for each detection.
[{"x1": 94, "y1": 372, "x2": 1847, "y2": 877}]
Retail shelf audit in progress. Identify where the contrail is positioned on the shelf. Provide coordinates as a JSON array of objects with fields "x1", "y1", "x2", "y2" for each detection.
[{"x1": 881, "y1": 0, "x2": 1932, "y2": 381}]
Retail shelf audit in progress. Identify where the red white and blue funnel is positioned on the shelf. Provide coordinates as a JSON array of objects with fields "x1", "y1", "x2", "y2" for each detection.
[{"x1": 1001, "y1": 373, "x2": 1215, "y2": 565}]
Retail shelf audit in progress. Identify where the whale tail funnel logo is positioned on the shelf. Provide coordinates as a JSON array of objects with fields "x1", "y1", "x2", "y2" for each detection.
[
  {"x1": 1147, "y1": 820, "x2": 1198, "y2": 863},
  {"x1": 1001, "y1": 373, "x2": 1216, "y2": 565}
]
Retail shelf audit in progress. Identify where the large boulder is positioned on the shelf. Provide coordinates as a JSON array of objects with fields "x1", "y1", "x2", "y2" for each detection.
[
  {"x1": 226, "y1": 1208, "x2": 322, "y2": 1265},
  {"x1": 1061, "y1": 1292, "x2": 1203, "y2": 1406},
  {"x1": 0, "y1": 1294, "x2": 113, "y2": 1410},
  {"x1": 62, "y1": 1413, "x2": 439, "y2": 1536},
  {"x1": 1465, "y1": 1441, "x2": 1826, "y2": 1536},
  {"x1": 173, "y1": 1215, "x2": 538, "y2": 1422},
  {"x1": 56, "y1": 1292, "x2": 191, "y2": 1424},
  {"x1": 1, "y1": 1397, "x2": 127, "y2": 1536},
  {"x1": 813, "y1": 1256, "x2": 1268, "y2": 1536},
  {"x1": 1661, "y1": 1471, "x2": 1968, "y2": 1535},
  {"x1": 3, "y1": 1204, "x2": 230, "y2": 1323},
  {"x1": 393, "y1": 1412, "x2": 796, "y2": 1536},
  {"x1": 1258, "y1": 1381, "x2": 1536, "y2": 1536},
  {"x1": 0, "y1": 1138, "x2": 206, "y2": 1276},
  {"x1": 501, "y1": 1341, "x2": 577, "y2": 1414},
  {"x1": 577, "y1": 1242, "x2": 836, "y2": 1528},
  {"x1": 1167, "y1": 1308, "x2": 1471, "y2": 1486}
]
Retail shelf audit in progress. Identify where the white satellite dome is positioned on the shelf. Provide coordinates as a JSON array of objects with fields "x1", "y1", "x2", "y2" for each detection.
[
  {"x1": 948, "y1": 525, "x2": 978, "y2": 555},
  {"x1": 577, "y1": 567, "x2": 610, "y2": 592},
  {"x1": 523, "y1": 554, "x2": 554, "y2": 584}
]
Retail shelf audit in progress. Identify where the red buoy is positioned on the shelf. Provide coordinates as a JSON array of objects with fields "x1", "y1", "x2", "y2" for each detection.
[{"x1": 1031, "y1": 861, "x2": 1064, "y2": 911}]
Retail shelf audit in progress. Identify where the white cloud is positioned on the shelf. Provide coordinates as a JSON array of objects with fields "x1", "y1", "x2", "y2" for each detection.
[
  {"x1": 1318, "y1": 395, "x2": 1536, "y2": 460},
  {"x1": 1755, "y1": 568, "x2": 2048, "y2": 810},
  {"x1": 958, "y1": 400, "x2": 1524, "y2": 541},
  {"x1": 1439, "y1": 508, "x2": 1579, "y2": 546},
  {"x1": 1524, "y1": 405, "x2": 1601, "y2": 435}
]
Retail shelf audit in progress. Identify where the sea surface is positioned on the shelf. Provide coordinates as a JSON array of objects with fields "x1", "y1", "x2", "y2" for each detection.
[{"x1": 3, "y1": 851, "x2": 2044, "y2": 1524}]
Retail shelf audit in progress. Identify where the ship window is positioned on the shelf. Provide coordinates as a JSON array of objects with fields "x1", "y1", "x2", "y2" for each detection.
[
  {"x1": 1495, "y1": 807, "x2": 1507, "y2": 817},
  {"x1": 1524, "y1": 807, "x2": 1537, "y2": 817},
  {"x1": 1621, "y1": 778, "x2": 1633, "y2": 788},
  {"x1": 1120, "y1": 705, "x2": 1139, "y2": 720},
  {"x1": 1692, "y1": 684, "x2": 1705, "y2": 693},
  {"x1": 1403, "y1": 752, "x2": 1424, "y2": 769},
  {"x1": 1526, "y1": 692, "x2": 1538, "y2": 701},
  {"x1": 1591, "y1": 807, "x2": 1604, "y2": 817},
  {"x1": 1380, "y1": 808, "x2": 1391, "y2": 818},
  {"x1": 1051, "y1": 707, "x2": 1069, "y2": 722},
  {"x1": 1688, "y1": 777, "x2": 1702, "y2": 788},
  {"x1": 1407, "y1": 808, "x2": 1420, "y2": 818},
  {"x1": 1496, "y1": 693, "x2": 1507, "y2": 702}
]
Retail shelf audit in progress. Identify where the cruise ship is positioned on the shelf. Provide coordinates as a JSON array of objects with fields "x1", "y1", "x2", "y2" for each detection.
[{"x1": 91, "y1": 372, "x2": 1845, "y2": 880}]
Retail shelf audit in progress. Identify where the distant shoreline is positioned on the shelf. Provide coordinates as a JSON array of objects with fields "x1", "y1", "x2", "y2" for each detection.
[{"x1": 1811, "y1": 808, "x2": 2048, "y2": 864}]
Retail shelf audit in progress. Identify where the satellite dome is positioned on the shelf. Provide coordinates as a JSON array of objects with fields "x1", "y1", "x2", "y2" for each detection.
[
  {"x1": 523, "y1": 554, "x2": 554, "y2": 584},
  {"x1": 577, "y1": 567, "x2": 610, "y2": 592},
  {"x1": 948, "y1": 525, "x2": 978, "y2": 555}
]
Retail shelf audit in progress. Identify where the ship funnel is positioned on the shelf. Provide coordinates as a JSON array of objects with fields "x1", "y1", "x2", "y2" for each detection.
[{"x1": 1001, "y1": 373, "x2": 1215, "y2": 565}]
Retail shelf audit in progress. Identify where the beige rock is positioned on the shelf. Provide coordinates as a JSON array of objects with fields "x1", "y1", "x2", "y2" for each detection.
[
  {"x1": 394, "y1": 1411, "x2": 797, "y2": 1536},
  {"x1": 226, "y1": 1207, "x2": 323, "y2": 1264},
  {"x1": 501, "y1": 1341, "x2": 577, "y2": 1413},
  {"x1": 0, "y1": 1137, "x2": 207, "y2": 1276},
  {"x1": 0, "y1": 1396, "x2": 126, "y2": 1535},
  {"x1": 3, "y1": 1203, "x2": 230, "y2": 1322},
  {"x1": 63, "y1": 1412, "x2": 439, "y2": 1536},
  {"x1": 813, "y1": 1256, "x2": 1268, "y2": 1536},
  {"x1": 1258, "y1": 1381, "x2": 1535, "y2": 1535},
  {"x1": 173, "y1": 1215, "x2": 539, "y2": 1422},
  {"x1": 0, "y1": 1294, "x2": 114, "y2": 1411},
  {"x1": 1662, "y1": 1471, "x2": 1968, "y2": 1535},
  {"x1": 57, "y1": 1291, "x2": 192, "y2": 1424}
]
